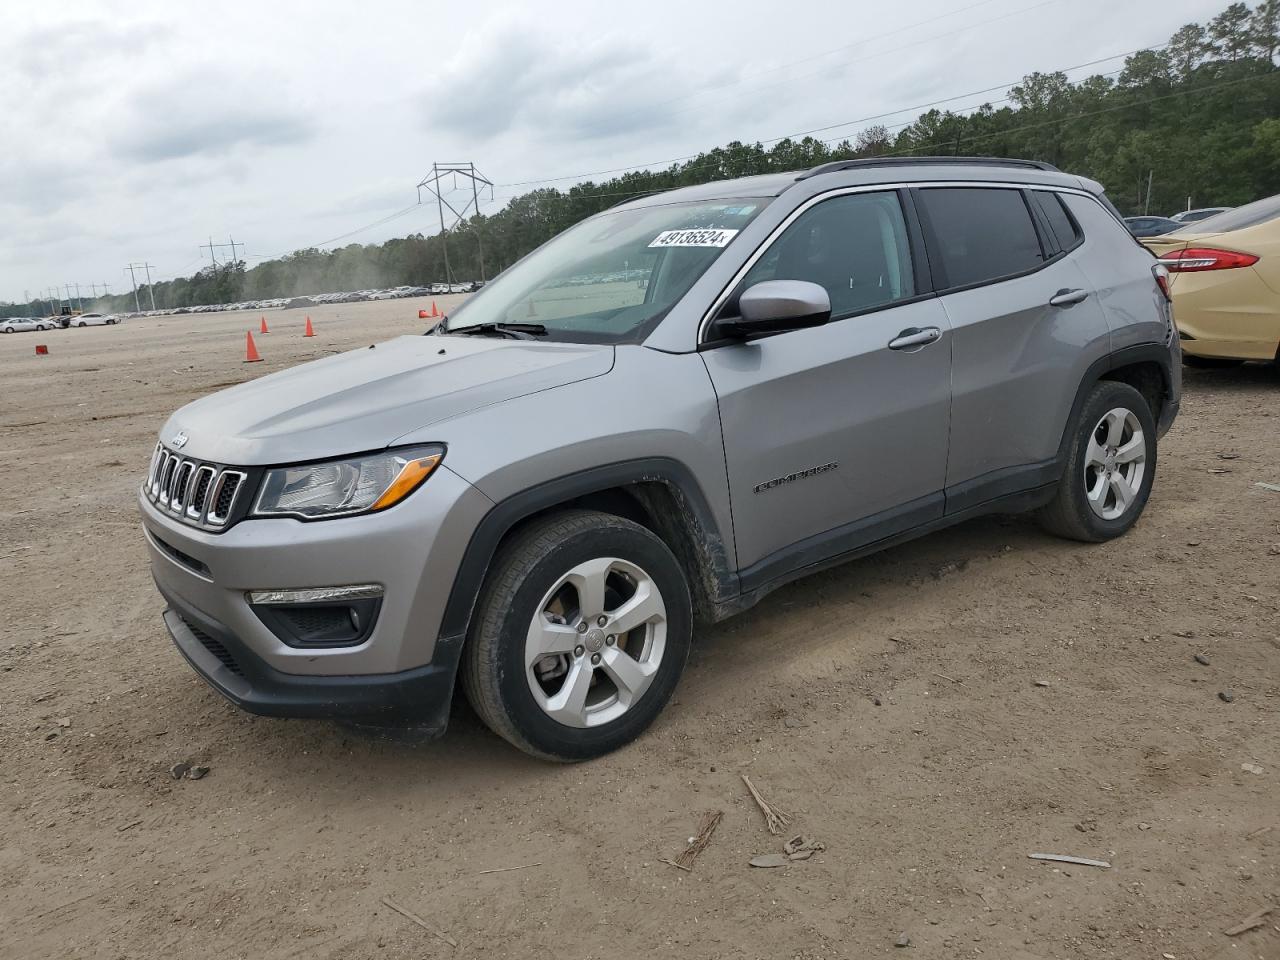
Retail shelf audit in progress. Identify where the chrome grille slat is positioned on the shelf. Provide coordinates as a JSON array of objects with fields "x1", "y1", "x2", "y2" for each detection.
[
  {"x1": 171, "y1": 462, "x2": 194, "y2": 514},
  {"x1": 186, "y1": 466, "x2": 216, "y2": 521},
  {"x1": 151, "y1": 449, "x2": 170, "y2": 497},
  {"x1": 158, "y1": 456, "x2": 177, "y2": 506},
  {"x1": 144, "y1": 444, "x2": 247, "y2": 531},
  {"x1": 206, "y1": 470, "x2": 246, "y2": 526}
]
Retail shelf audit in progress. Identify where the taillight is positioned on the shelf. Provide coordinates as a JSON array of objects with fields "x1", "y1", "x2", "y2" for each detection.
[
  {"x1": 1152, "y1": 263, "x2": 1172, "y2": 302},
  {"x1": 1158, "y1": 247, "x2": 1260, "y2": 272}
]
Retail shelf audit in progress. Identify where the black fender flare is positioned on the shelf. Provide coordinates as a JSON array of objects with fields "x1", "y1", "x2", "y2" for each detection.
[
  {"x1": 437, "y1": 457, "x2": 739, "y2": 641},
  {"x1": 1057, "y1": 342, "x2": 1176, "y2": 462}
]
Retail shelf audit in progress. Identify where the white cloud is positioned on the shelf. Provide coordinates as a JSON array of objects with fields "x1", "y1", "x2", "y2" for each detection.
[{"x1": 0, "y1": 0, "x2": 1232, "y2": 301}]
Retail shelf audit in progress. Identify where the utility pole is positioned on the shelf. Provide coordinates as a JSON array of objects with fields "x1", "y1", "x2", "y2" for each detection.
[
  {"x1": 74, "y1": 282, "x2": 84, "y2": 310},
  {"x1": 416, "y1": 162, "x2": 494, "y2": 284},
  {"x1": 227, "y1": 236, "x2": 240, "y2": 266},
  {"x1": 126, "y1": 263, "x2": 156, "y2": 310},
  {"x1": 125, "y1": 264, "x2": 142, "y2": 312},
  {"x1": 205, "y1": 237, "x2": 219, "y2": 267},
  {"x1": 141, "y1": 262, "x2": 158, "y2": 311}
]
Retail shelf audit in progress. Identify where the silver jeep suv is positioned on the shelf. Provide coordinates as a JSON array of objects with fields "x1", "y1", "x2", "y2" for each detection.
[{"x1": 140, "y1": 157, "x2": 1180, "y2": 760}]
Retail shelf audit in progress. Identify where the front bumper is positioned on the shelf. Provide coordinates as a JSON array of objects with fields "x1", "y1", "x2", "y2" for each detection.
[
  {"x1": 140, "y1": 461, "x2": 493, "y2": 722},
  {"x1": 159, "y1": 578, "x2": 463, "y2": 725}
]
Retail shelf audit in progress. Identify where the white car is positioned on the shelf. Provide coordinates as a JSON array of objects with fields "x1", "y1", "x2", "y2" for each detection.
[
  {"x1": 2, "y1": 317, "x2": 40, "y2": 333},
  {"x1": 67, "y1": 313, "x2": 118, "y2": 327}
]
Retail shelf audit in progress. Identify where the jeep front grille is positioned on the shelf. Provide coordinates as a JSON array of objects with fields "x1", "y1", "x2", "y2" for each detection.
[{"x1": 145, "y1": 442, "x2": 248, "y2": 529}]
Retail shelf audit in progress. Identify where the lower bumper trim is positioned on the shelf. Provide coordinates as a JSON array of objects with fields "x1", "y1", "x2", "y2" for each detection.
[{"x1": 157, "y1": 579, "x2": 462, "y2": 731}]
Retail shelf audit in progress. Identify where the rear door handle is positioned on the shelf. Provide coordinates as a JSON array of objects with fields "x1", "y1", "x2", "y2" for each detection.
[
  {"x1": 1049, "y1": 288, "x2": 1089, "y2": 308},
  {"x1": 888, "y1": 326, "x2": 942, "y2": 351}
]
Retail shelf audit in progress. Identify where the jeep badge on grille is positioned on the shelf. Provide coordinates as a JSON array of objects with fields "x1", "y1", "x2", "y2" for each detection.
[{"x1": 171, "y1": 431, "x2": 188, "y2": 449}]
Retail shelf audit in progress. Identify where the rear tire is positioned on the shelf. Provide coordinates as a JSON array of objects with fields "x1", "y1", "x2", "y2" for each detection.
[
  {"x1": 1038, "y1": 380, "x2": 1157, "y2": 543},
  {"x1": 462, "y1": 509, "x2": 692, "y2": 761}
]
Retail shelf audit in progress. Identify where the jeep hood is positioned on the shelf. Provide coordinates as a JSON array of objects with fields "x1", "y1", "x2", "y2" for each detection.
[{"x1": 162, "y1": 335, "x2": 614, "y2": 465}]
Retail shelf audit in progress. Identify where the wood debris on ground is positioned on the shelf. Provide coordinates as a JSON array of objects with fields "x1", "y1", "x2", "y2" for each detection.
[
  {"x1": 1027, "y1": 853, "x2": 1111, "y2": 868},
  {"x1": 660, "y1": 810, "x2": 723, "y2": 872},
  {"x1": 742, "y1": 774, "x2": 792, "y2": 835},
  {"x1": 380, "y1": 896, "x2": 457, "y2": 948},
  {"x1": 1223, "y1": 905, "x2": 1274, "y2": 937}
]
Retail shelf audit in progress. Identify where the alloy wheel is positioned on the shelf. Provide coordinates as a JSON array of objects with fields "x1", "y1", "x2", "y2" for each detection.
[
  {"x1": 1084, "y1": 407, "x2": 1146, "y2": 521},
  {"x1": 525, "y1": 556, "x2": 667, "y2": 729}
]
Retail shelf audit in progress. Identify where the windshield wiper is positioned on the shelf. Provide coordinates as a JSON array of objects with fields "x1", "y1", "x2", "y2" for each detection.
[{"x1": 450, "y1": 322, "x2": 548, "y2": 340}]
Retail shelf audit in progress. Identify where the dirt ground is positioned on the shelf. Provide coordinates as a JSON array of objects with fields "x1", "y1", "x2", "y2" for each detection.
[{"x1": 2, "y1": 300, "x2": 1277, "y2": 960}]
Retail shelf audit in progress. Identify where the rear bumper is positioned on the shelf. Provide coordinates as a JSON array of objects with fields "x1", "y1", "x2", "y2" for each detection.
[
  {"x1": 1172, "y1": 267, "x2": 1280, "y2": 361},
  {"x1": 158, "y1": 576, "x2": 464, "y2": 727}
]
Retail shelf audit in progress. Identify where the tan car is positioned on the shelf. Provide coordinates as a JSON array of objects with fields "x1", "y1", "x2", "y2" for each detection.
[{"x1": 1143, "y1": 195, "x2": 1280, "y2": 366}]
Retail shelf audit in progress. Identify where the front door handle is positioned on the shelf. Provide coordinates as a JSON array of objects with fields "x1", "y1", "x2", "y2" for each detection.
[
  {"x1": 1049, "y1": 288, "x2": 1089, "y2": 308},
  {"x1": 888, "y1": 326, "x2": 942, "y2": 351}
]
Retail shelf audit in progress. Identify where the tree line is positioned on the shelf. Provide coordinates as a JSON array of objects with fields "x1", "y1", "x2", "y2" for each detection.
[{"x1": 10, "y1": 0, "x2": 1279, "y2": 317}]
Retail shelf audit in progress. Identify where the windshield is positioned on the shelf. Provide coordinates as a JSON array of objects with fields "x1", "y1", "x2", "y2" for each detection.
[
  {"x1": 444, "y1": 198, "x2": 768, "y2": 343},
  {"x1": 1180, "y1": 193, "x2": 1280, "y2": 234}
]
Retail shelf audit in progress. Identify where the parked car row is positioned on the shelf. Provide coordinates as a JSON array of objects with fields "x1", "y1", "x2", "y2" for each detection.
[
  {"x1": 1125, "y1": 207, "x2": 1234, "y2": 237},
  {"x1": 2, "y1": 312, "x2": 120, "y2": 332},
  {"x1": 162, "y1": 283, "x2": 483, "y2": 316}
]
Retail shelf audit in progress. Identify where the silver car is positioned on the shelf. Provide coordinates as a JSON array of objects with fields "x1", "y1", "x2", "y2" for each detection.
[{"x1": 140, "y1": 157, "x2": 1180, "y2": 760}]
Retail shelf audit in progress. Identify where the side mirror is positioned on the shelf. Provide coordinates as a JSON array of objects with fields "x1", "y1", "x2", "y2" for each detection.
[{"x1": 718, "y1": 280, "x2": 832, "y2": 339}]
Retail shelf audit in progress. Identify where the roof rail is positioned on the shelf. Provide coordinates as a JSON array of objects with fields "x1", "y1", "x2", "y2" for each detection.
[{"x1": 795, "y1": 156, "x2": 1059, "y2": 181}]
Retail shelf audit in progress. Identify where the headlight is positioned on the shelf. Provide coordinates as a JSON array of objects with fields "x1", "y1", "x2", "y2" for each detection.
[{"x1": 252, "y1": 445, "x2": 444, "y2": 520}]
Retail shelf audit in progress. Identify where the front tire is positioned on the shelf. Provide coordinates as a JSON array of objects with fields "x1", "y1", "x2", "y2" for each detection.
[
  {"x1": 1038, "y1": 380, "x2": 1157, "y2": 542},
  {"x1": 462, "y1": 509, "x2": 692, "y2": 761}
]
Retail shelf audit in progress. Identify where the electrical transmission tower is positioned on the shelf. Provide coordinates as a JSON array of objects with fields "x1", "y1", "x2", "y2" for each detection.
[
  {"x1": 416, "y1": 162, "x2": 494, "y2": 284},
  {"x1": 202, "y1": 236, "x2": 244, "y2": 268}
]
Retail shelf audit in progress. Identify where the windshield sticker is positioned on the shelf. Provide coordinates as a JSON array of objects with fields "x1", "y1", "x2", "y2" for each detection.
[{"x1": 649, "y1": 228, "x2": 739, "y2": 248}]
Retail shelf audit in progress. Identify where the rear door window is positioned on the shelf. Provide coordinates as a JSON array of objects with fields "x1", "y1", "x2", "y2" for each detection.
[{"x1": 915, "y1": 187, "x2": 1045, "y2": 290}]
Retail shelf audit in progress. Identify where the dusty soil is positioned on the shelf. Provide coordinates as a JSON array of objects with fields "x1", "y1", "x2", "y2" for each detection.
[{"x1": 1, "y1": 301, "x2": 1277, "y2": 960}]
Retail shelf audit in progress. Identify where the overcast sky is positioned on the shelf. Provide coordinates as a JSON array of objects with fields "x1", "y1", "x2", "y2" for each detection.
[{"x1": 0, "y1": 0, "x2": 1226, "y2": 303}]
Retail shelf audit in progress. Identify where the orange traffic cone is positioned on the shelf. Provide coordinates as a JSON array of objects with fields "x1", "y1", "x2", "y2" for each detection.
[
  {"x1": 304, "y1": 315, "x2": 315, "y2": 337},
  {"x1": 430, "y1": 301, "x2": 440, "y2": 318},
  {"x1": 244, "y1": 330, "x2": 264, "y2": 363},
  {"x1": 259, "y1": 316, "x2": 270, "y2": 334},
  {"x1": 418, "y1": 309, "x2": 428, "y2": 319}
]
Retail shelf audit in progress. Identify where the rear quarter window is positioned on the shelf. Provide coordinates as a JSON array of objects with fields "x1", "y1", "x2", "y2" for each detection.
[
  {"x1": 1032, "y1": 191, "x2": 1082, "y2": 252},
  {"x1": 915, "y1": 187, "x2": 1044, "y2": 290}
]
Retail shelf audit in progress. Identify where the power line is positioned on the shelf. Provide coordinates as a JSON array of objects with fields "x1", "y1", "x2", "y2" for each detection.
[
  {"x1": 881, "y1": 69, "x2": 1278, "y2": 156},
  {"x1": 494, "y1": 42, "x2": 1163, "y2": 190},
  {"x1": 114, "y1": 39, "x2": 1255, "y2": 288},
  {"x1": 633, "y1": 0, "x2": 1009, "y2": 114},
  {"x1": 637, "y1": 0, "x2": 1066, "y2": 129},
  {"x1": 480, "y1": 54, "x2": 1147, "y2": 202}
]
